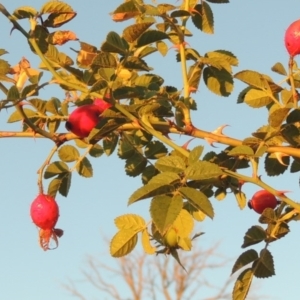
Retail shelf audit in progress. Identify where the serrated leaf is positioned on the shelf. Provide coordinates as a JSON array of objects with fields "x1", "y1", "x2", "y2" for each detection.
[
  {"x1": 125, "y1": 153, "x2": 147, "y2": 177},
  {"x1": 173, "y1": 209, "x2": 194, "y2": 237},
  {"x1": 46, "y1": 97, "x2": 61, "y2": 114},
  {"x1": 89, "y1": 144, "x2": 104, "y2": 158},
  {"x1": 155, "y1": 155, "x2": 186, "y2": 173},
  {"x1": 76, "y1": 157, "x2": 93, "y2": 178},
  {"x1": 192, "y1": 3, "x2": 214, "y2": 34},
  {"x1": 123, "y1": 22, "x2": 154, "y2": 43},
  {"x1": 103, "y1": 133, "x2": 119, "y2": 156},
  {"x1": 228, "y1": 145, "x2": 254, "y2": 156},
  {"x1": 7, "y1": 108, "x2": 36, "y2": 123},
  {"x1": 44, "y1": 161, "x2": 69, "y2": 179},
  {"x1": 118, "y1": 138, "x2": 135, "y2": 159},
  {"x1": 114, "y1": 214, "x2": 146, "y2": 231},
  {"x1": 188, "y1": 146, "x2": 204, "y2": 165},
  {"x1": 0, "y1": 59, "x2": 10, "y2": 75},
  {"x1": 128, "y1": 172, "x2": 180, "y2": 204},
  {"x1": 265, "y1": 153, "x2": 289, "y2": 176},
  {"x1": 291, "y1": 158, "x2": 300, "y2": 173},
  {"x1": 203, "y1": 66, "x2": 233, "y2": 96},
  {"x1": 243, "y1": 88, "x2": 272, "y2": 108},
  {"x1": 150, "y1": 195, "x2": 183, "y2": 235},
  {"x1": 110, "y1": 229, "x2": 138, "y2": 257},
  {"x1": 185, "y1": 161, "x2": 223, "y2": 180},
  {"x1": 101, "y1": 31, "x2": 129, "y2": 55},
  {"x1": 144, "y1": 140, "x2": 168, "y2": 159},
  {"x1": 232, "y1": 249, "x2": 259, "y2": 275},
  {"x1": 7, "y1": 86, "x2": 20, "y2": 100},
  {"x1": 43, "y1": 12, "x2": 77, "y2": 28},
  {"x1": 232, "y1": 268, "x2": 253, "y2": 300},
  {"x1": 242, "y1": 226, "x2": 266, "y2": 248},
  {"x1": 253, "y1": 249, "x2": 275, "y2": 278},
  {"x1": 58, "y1": 145, "x2": 80, "y2": 162},
  {"x1": 137, "y1": 30, "x2": 169, "y2": 48},
  {"x1": 179, "y1": 187, "x2": 214, "y2": 219},
  {"x1": 111, "y1": 0, "x2": 140, "y2": 22},
  {"x1": 141, "y1": 229, "x2": 156, "y2": 254},
  {"x1": 141, "y1": 165, "x2": 159, "y2": 184},
  {"x1": 268, "y1": 107, "x2": 290, "y2": 128},
  {"x1": 259, "y1": 208, "x2": 277, "y2": 224},
  {"x1": 234, "y1": 70, "x2": 271, "y2": 91}
]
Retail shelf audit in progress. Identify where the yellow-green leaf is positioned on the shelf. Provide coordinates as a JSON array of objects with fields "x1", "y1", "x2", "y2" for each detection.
[
  {"x1": 141, "y1": 229, "x2": 156, "y2": 254},
  {"x1": 232, "y1": 249, "x2": 259, "y2": 275},
  {"x1": 232, "y1": 268, "x2": 253, "y2": 300},
  {"x1": 173, "y1": 209, "x2": 194, "y2": 237},
  {"x1": 76, "y1": 157, "x2": 93, "y2": 178},
  {"x1": 114, "y1": 214, "x2": 146, "y2": 231},
  {"x1": 110, "y1": 229, "x2": 138, "y2": 257}
]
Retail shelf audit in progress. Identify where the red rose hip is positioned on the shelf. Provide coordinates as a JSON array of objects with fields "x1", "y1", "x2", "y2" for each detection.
[
  {"x1": 30, "y1": 194, "x2": 59, "y2": 229},
  {"x1": 284, "y1": 19, "x2": 300, "y2": 56},
  {"x1": 248, "y1": 190, "x2": 280, "y2": 214},
  {"x1": 65, "y1": 98, "x2": 112, "y2": 138},
  {"x1": 30, "y1": 194, "x2": 62, "y2": 251}
]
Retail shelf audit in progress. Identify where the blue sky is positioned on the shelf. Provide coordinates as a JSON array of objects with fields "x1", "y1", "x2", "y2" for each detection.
[{"x1": 1, "y1": 0, "x2": 300, "y2": 299}]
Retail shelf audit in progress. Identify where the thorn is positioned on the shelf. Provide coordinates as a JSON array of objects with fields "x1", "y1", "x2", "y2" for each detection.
[
  {"x1": 182, "y1": 138, "x2": 195, "y2": 150},
  {"x1": 205, "y1": 124, "x2": 229, "y2": 147},
  {"x1": 274, "y1": 152, "x2": 289, "y2": 166}
]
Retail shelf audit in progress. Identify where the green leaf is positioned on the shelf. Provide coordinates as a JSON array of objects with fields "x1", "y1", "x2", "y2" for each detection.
[
  {"x1": 150, "y1": 195, "x2": 183, "y2": 235},
  {"x1": 234, "y1": 70, "x2": 272, "y2": 90},
  {"x1": 144, "y1": 141, "x2": 168, "y2": 159},
  {"x1": 13, "y1": 6, "x2": 38, "y2": 19},
  {"x1": 185, "y1": 161, "x2": 223, "y2": 180},
  {"x1": 125, "y1": 153, "x2": 147, "y2": 177},
  {"x1": 123, "y1": 57, "x2": 152, "y2": 72},
  {"x1": 291, "y1": 158, "x2": 300, "y2": 173},
  {"x1": 103, "y1": 132, "x2": 119, "y2": 156},
  {"x1": 253, "y1": 249, "x2": 275, "y2": 278},
  {"x1": 44, "y1": 161, "x2": 69, "y2": 179},
  {"x1": 123, "y1": 22, "x2": 154, "y2": 43},
  {"x1": 89, "y1": 144, "x2": 104, "y2": 158},
  {"x1": 228, "y1": 145, "x2": 254, "y2": 156},
  {"x1": 137, "y1": 30, "x2": 169, "y2": 48},
  {"x1": 243, "y1": 88, "x2": 272, "y2": 108},
  {"x1": 110, "y1": 229, "x2": 138, "y2": 257},
  {"x1": 173, "y1": 209, "x2": 194, "y2": 237},
  {"x1": 232, "y1": 249, "x2": 259, "y2": 275},
  {"x1": 188, "y1": 146, "x2": 204, "y2": 165},
  {"x1": 76, "y1": 157, "x2": 93, "y2": 178},
  {"x1": 234, "y1": 190, "x2": 247, "y2": 209},
  {"x1": 155, "y1": 155, "x2": 186, "y2": 173},
  {"x1": 128, "y1": 172, "x2": 180, "y2": 204},
  {"x1": 286, "y1": 108, "x2": 300, "y2": 124},
  {"x1": 268, "y1": 107, "x2": 290, "y2": 128},
  {"x1": 7, "y1": 108, "x2": 36, "y2": 123},
  {"x1": 40, "y1": 1, "x2": 74, "y2": 14},
  {"x1": 232, "y1": 268, "x2": 253, "y2": 300},
  {"x1": 264, "y1": 153, "x2": 289, "y2": 176},
  {"x1": 203, "y1": 66, "x2": 233, "y2": 96},
  {"x1": 271, "y1": 62, "x2": 287, "y2": 76},
  {"x1": 118, "y1": 138, "x2": 135, "y2": 159},
  {"x1": 179, "y1": 187, "x2": 214, "y2": 219},
  {"x1": 114, "y1": 214, "x2": 146, "y2": 231},
  {"x1": 7, "y1": 86, "x2": 20, "y2": 101},
  {"x1": 58, "y1": 145, "x2": 80, "y2": 162},
  {"x1": 192, "y1": 3, "x2": 214, "y2": 34},
  {"x1": 101, "y1": 31, "x2": 129, "y2": 55},
  {"x1": 141, "y1": 229, "x2": 156, "y2": 254},
  {"x1": 141, "y1": 165, "x2": 159, "y2": 184},
  {"x1": 242, "y1": 226, "x2": 266, "y2": 248},
  {"x1": 45, "y1": 97, "x2": 61, "y2": 114},
  {"x1": 0, "y1": 59, "x2": 10, "y2": 75},
  {"x1": 170, "y1": 248, "x2": 186, "y2": 271}
]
